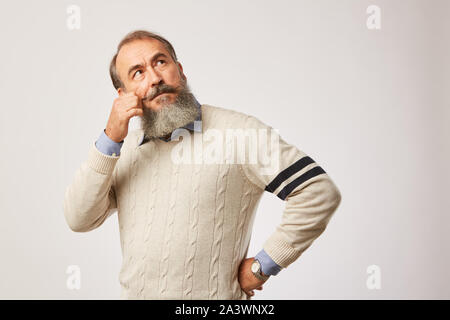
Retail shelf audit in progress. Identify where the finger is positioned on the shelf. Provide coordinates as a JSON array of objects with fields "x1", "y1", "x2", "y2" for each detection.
[
  {"x1": 124, "y1": 98, "x2": 143, "y2": 112},
  {"x1": 134, "y1": 85, "x2": 147, "y2": 98},
  {"x1": 118, "y1": 92, "x2": 136, "y2": 99},
  {"x1": 121, "y1": 95, "x2": 141, "y2": 109},
  {"x1": 125, "y1": 104, "x2": 142, "y2": 113},
  {"x1": 125, "y1": 107, "x2": 143, "y2": 119},
  {"x1": 136, "y1": 95, "x2": 143, "y2": 109},
  {"x1": 121, "y1": 91, "x2": 138, "y2": 98},
  {"x1": 256, "y1": 286, "x2": 263, "y2": 290}
]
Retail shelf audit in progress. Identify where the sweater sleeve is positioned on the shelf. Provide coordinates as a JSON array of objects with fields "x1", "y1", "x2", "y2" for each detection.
[
  {"x1": 63, "y1": 141, "x2": 120, "y2": 232},
  {"x1": 240, "y1": 115, "x2": 342, "y2": 269}
]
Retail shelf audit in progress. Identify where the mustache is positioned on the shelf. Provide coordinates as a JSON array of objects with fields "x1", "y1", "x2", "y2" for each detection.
[{"x1": 142, "y1": 84, "x2": 179, "y2": 101}]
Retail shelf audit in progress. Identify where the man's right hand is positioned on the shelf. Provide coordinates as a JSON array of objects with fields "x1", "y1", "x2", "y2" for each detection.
[{"x1": 105, "y1": 92, "x2": 144, "y2": 143}]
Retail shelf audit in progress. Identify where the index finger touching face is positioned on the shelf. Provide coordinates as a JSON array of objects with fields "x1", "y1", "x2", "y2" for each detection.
[{"x1": 134, "y1": 83, "x2": 147, "y2": 99}]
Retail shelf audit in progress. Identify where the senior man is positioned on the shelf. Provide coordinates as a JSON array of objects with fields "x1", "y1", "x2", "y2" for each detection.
[{"x1": 63, "y1": 30, "x2": 342, "y2": 300}]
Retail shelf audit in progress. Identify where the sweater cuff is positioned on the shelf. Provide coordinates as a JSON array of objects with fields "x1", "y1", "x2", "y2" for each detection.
[
  {"x1": 88, "y1": 141, "x2": 120, "y2": 175},
  {"x1": 263, "y1": 234, "x2": 300, "y2": 268}
]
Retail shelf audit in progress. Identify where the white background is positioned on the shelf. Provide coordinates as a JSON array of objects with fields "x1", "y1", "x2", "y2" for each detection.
[{"x1": 0, "y1": 0, "x2": 448, "y2": 299}]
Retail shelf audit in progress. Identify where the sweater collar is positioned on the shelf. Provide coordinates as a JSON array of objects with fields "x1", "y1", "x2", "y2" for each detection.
[{"x1": 138, "y1": 97, "x2": 202, "y2": 146}]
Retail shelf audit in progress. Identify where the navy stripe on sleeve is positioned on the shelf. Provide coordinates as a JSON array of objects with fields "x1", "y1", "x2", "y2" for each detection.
[
  {"x1": 264, "y1": 156, "x2": 316, "y2": 193},
  {"x1": 276, "y1": 166, "x2": 326, "y2": 200}
]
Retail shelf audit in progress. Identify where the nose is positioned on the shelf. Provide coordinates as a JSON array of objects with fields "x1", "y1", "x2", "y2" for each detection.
[{"x1": 146, "y1": 66, "x2": 163, "y2": 87}]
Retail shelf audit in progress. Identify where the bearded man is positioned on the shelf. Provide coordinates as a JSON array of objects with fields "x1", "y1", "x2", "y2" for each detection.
[{"x1": 63, "y1": 30, "x2": 342, "y2": 300}]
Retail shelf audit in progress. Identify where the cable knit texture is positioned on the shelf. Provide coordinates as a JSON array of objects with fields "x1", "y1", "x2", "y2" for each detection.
[{"x1": 63, "y1": 104, "x2": 342, "y2": 299}]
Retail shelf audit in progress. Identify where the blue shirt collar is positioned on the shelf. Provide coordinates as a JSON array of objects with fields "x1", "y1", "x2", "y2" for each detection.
[{"x1": 138, "y1": 97, "x2": 202, "y2": 145}]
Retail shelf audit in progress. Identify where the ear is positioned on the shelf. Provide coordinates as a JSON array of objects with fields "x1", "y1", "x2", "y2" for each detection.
[
  {"x1": 177, "y1": 62, "x2": 187, "y2": 81},
  {"x1": 117, "y1": 87, "x2": 124, "y2": 96}
]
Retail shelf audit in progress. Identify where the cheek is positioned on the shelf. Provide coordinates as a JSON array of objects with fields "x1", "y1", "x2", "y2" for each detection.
[
  {"x1": 164, "y1": 68, "x2": 183, "y2": 85},
  {"x1": 123, "y1": 82, "x2": 138, "y2": 92},
  {"x1": 125, "y1": 81, "x2": 146, "y2": 97}
]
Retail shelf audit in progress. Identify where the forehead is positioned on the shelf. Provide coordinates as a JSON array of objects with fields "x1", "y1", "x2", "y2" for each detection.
[{"x1": 116, "y1": 38, "x2": 169, "y2": 76}]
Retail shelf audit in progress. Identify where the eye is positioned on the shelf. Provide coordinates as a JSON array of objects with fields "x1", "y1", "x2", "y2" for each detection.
[
  {"x1": 156, "y1": 59, "x2": 166, "y2": 66},
  {"x1": 133, "y1": 70, "x2": 143, "y2": 79}
]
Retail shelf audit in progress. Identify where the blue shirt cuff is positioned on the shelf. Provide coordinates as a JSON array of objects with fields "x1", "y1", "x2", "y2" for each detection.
[
  {"x1": 255, "y1": 249, "x2": 282, "y2": 276},
  {"x1": 95, "y1": 129, "x2": 123, "y2": 156}
]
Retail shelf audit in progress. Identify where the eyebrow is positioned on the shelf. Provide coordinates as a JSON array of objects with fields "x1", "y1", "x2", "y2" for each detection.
[{"x1": 127, "y1": 52, "x2": 168, "y2": 78}]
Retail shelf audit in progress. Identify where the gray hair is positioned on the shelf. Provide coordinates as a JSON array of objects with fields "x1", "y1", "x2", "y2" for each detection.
[{"x1": 109, "y1": 30, "x2": 178, "y2": 90}]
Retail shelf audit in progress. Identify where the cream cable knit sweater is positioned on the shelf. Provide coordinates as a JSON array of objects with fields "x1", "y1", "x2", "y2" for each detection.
[{"x1": 63, "y1": 104, "x2": 342, "y2": 300}]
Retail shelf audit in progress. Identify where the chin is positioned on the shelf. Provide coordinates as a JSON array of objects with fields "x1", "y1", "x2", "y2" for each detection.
[
  {"x1": 156, "y1": 95, "x2": 174, "y2": 108},
  {"x1": 144, "y1": 101, "x2": 164, "y2": 111}
]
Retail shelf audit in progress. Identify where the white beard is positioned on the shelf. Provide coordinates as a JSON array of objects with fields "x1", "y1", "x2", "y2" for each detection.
[{"x1": 140, "y1": 80, "x2": 199, "y2": 139}]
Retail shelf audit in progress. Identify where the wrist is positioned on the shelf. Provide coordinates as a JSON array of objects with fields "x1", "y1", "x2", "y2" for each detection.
[
  {"x1": 251, "y1": 258, "x2": 270, "y2": 281},
  {"x1": 254, "y1": 249, "x2": 282, "y2": 276},
  {"x1": 96, "y1": 129, "x2": 124, "y2": 156},
  {"x1": 104, "y1": 128, "x2": 123, "y2": 143}
]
